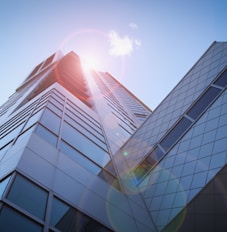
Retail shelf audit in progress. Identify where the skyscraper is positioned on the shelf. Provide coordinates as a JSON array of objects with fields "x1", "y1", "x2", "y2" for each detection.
[
  {"x1": 0, "y1": 50, "x2": 153, "y2": 232},
  {"x1": 0, "y1": 41, "x2": 226, "y2": 232}
]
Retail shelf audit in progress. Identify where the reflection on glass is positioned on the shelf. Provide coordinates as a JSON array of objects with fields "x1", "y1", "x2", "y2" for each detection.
[
  {"x1": 149, "y1": 146, "x2": 164, "y2": 161},
  {"x1": 7, "y1": 175, "x2": 48, "y2": 220},
  {"x1": 0, "y1": 142, "x2": 11, "y2": 158},
  {"x1": 62, "y1": 122, "x2": 110, "y2": 166},
  {"x1": 40, "y1": 108, "x2": 61, "y2": 134},
  {"x1": 35, "y1": 124, "x2": 57, "y2": 147},
  {"x1": 0, "y1": 176, "x2": 11, "y2": 199},
  {"x1": 0, "y1": 123, "x2": 24, "y2": 147},
  {"x1": 65, "y1": 115, "x2": 107, "y2": 151},
  {"x1": 214, "y1": 69, "x2": 227, "y2": 87},
  {"x1": 160, "y1": 117, "x2": 192, "y2": 151},
  {"x1": 0, "y1": 205, "x2": 42, "y2": 232},
  {"x1": 23, "y1": 110, "x2": 43, "y2": 132},
  {"x1": 50, "y1": 197, "x2": 111, "y2": 232},
  {"x1": 60, "y1": 141, "x2": 101, "y2": 175},
  {"x1": 187, "y1": 87, "x2": 221, "y2": 120}
]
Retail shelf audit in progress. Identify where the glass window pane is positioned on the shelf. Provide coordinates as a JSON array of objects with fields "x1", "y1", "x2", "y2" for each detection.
[
  {"x1": 62, "y1": 122, "x2": 110, "y2": 166},
  {"x1": 40, "y1": 108, "x2": 61, "y2": 134},
  {"x1": 0, "y1": 122, "x2": 24, "y2": 147},
  {"x1": 66, "y1": 101, "x2": 101, "y2": 128},
  {"x1": 65, "y1": 114, "x2": 105, "y2": 143},
  {"x1": 98, "y1": 169, "x2": 116, "y2": 185},
  {"x1": 23, "y1": 110, "x2": 43, "y2": 132},
  {"x1": 49, "y1": 97, "x2": 64, "y2": 111},
  {"x1": 53, "y1": 89, "x2": 65, "y2": 101},
  {"x1": 35, "y1": 124, "x2": 58, "y2": 147},
  {"x1": 50, "y1": 197, "x2": 69, "y2": 227},
  {"x1": 0, "y1": 176, "x2": 11, "y2": 199},
  {"x1": 65, "y1": 115, "x2": 106, "y2": 148},
  {"x1": 7, "y1": 175, "x2": 48, "y2": 220},
  {"x1": 46, "y1": 102, "x2": 63, "y2": 117},
  {"x1": 15, "y1": 124, "x2": 36, "y2": 147},
  {"x1": 134, "y1": 160, "x2": 151, "y2": 183},
  {"x1": 50, "y1": 197, "x2": 111, "y2": 232},
  {"x1": 60, "y1": 141, "x2": 101, "y2": 174},
  {"x1": 149, "y1": 146, "x2": 164, "y2": 161},
  {"x1": 214, "y1": 69, "x2": 227, "y2": 87},
  {"x1": 160, "y1": 117, "x2": 192, "y2": 151},
  {"x1": 0, "y1": 205, "x2": 42, "y2": 232},
  {"x1": 187, "y1": 86, "x2": 221, "y2": 120},
  {"x1": 104, "y1": 161, "x2": 117, "y2": 176},
  {"x1": 0, "y1": 142, "x2": 12, "y2": 158}
]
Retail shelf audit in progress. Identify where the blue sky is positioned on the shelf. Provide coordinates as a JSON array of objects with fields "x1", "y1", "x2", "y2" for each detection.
[{"x1": 1, "y1": 0, "x2": 227, "y2": 109}]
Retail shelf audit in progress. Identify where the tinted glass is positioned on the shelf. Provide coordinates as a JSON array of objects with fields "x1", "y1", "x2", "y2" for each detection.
[
  {"x1": 23, "y1": 110, "x2": 43, "y2": 131},
  {"x1": 40, "y1": 108, "x2": 61, "y2": 134},
  {"x1": 187, "y1": 87, "x2": 221, "y2": 120},
  {"x1": 65, "y1": 115, "x2": 107, "y2": 150},
  {"x1": 98, "y1": 169, "x2": 116, "y2": 184},
  {"x1": 104, "y1": 161, "x2": 117, "y2": 176},
  {"x1": 0, "y1": 176, "x2": 11, "y2": 199},
  {"x1": 62, "y1": 122, "x2": 110, "y2": 166},
  {"x1": 65, "y1": 113, "x2": 105, "y2": 142},
  {"x1": 149, "y1": 146, "x2": 164, "y2": 161},
  {"x1": 0, "y1": 142, "x2": 11, "y2": 157},
  {"x1": 0, "y1": 122, "x2": 24, "y2": 147},
  {"x1": 0, "y1": 206, "x2": 42, "y2": 232},
  {"x1": 214, "y1": 69, "x2": 227, "y2": 87},
  {"x1": 160, "y1": 117, "x2": 192, "y2": 151},
  {"x1": 7, "y1": 175, "x2": 48, "y2": 219},
  {"x1": 50, "y1": 197, "x2": 112, "y2": 232},
  {"x1": 60, "y1": 141, "x2": 101, "y2": 174},
  {"x1": 134, "y1": 160, "x2": 151, "y2": 183},
  {"x1": 50, "y1": 197, "x2": 69, "y2": 227},
  {"x1": 35, "y1": 124, "x2": 58, "y2": 147}
]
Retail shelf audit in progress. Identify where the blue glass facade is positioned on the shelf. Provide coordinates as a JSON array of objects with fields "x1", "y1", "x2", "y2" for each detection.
[{"x1": 0, "y1": 41, "x2": 226, "y2": 231}]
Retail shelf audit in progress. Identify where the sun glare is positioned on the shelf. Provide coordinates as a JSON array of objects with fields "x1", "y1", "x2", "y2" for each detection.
[{"x1": 81, "y1": 56, "x2": 99, "y2": 71}]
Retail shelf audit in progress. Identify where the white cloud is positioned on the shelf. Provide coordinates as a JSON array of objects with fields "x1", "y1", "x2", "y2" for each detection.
[
  {"x1": 135, "y1": 39, "x2": 141, "y2": 47},
  {"x1": 129, "y1": 23, "x2": 138, "y2": 29},
  {"x1": 108, "y1": 30, "x2": 141, "y2": 57}
]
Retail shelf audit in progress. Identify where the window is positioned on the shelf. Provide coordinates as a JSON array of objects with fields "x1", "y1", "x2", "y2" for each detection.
[
  {"x1": 35, "y1": 124, "x2": 58, "y2": 147},
  {"x1": 66, "y1": 100, "x2": 101, "y2": 128},
  {"x1": 60, "y1": 141, "x2": 101, "y2": 174},
  {"x1": 187, "y1": 86, "x2": 221, "y2": 120},
  {"x1": 98, "y1": 169, "x2": 120, "y2": 191},
  {"x1": 7, "y1": 175, "x2": 48, "y2": 220},
  {"x1": 160, "y1": 117, "x2": 192, "y2": 151},
  {"x1": 0, "y1": 175, "x2": 11, "y2": 199},
  {"x1": 65, "y1": 112, "x2": 105, "y2": 142},
  {"x1": 62, "y1": 122, "x2": 110, "y2": 167},
  {"x1": 40, "y1": 108, "x2": 61, "y2": 134},
  {"x1": 0, "y1": 142, "x2": 12, "y2": 159},
  {"x1": 65, "y1": 115, "x2": 107, "y2": 150},
  {"x1": 214, "y1": 69, "x2": 227, "y2": 88},
  {"x1": 0, "y1": 122, "x2": 24, "y2": 147},
  {"x1": 48, "y1": 96, "x2": 64, "y2": 111},
  {"x1": 50, "y1": 197, "x2": 112, "y2": 232},
  {"x1": 149, "y1": 146, "x2": 164, "y2": 161},
  {"x1": 134, "y1": 160, "x2": 152, "y2": 183},
  {"x1": 133, "y1": 69, "x2": 226, "y2": 184},
  {"x1": 14, "y1": 124, "x2": 36, "y2": 147},
  {"x1": 23, "y1": 110, "x2": 43, "y2": 132},
  {"x1": 0, "y1": 206, "x2": 42, "y2": 232}
]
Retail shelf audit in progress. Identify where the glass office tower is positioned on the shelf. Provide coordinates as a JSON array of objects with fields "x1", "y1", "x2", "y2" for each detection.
[
  {"x1": 0, "y1": 41, "x2": 227, "y2": 232},
  {"x1": 113, "y1": 41, "x2": 227, "y2": 231},
  {"x1": 0, "y1": 50, "x2": 153, "y2": 231}
]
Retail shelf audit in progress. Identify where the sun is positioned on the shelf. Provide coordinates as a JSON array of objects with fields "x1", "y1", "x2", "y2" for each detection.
[{"x1": 81, "y1": 56, "x2": 99, "y2": 71}]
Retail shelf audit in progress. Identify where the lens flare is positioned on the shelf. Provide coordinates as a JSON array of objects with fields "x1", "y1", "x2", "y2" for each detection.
[{"x1": 81, "y1": 56, "x2": 100, "y2": 71}]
